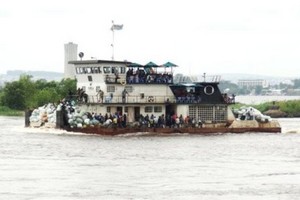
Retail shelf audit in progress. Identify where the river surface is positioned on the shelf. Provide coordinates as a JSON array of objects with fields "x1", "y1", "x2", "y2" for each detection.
[{"x1": 0, "y1": 116, "x2": 300, "y2": 200}]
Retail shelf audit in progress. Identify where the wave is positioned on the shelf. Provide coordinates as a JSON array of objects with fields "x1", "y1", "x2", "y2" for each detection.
[{"x1": 283, "y1": 129, "x2": 300, "y2": 134}]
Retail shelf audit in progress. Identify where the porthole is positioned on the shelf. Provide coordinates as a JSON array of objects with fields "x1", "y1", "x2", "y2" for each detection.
[{"x1": 204, "y1": 85, "x2": 214, "y2": 95}]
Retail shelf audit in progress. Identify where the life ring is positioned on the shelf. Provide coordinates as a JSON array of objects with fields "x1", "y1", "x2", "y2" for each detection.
[
  {"x1": 148, "y1": 96, "x2": 154, "y2": 102},
  {"x1": 121, "y1": 80, "x2": 126, "y2": 85}
]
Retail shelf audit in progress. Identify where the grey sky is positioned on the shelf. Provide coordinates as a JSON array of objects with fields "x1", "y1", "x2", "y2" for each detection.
[{"x1": 1, "y1": 0, "x2": 300, "y2": 77}]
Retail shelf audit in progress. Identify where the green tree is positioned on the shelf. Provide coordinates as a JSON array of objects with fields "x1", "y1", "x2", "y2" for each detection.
[
  {"x1": 1, "y1": 80, "x2": 27, "y2": 109},
  {"x1": 0, "y1": 75, "x2": 77, "y2": 110},
  {"x1": 57, "y1": 78, "x2": 77, "y2": 99},
  {"x1": 33, "y1": 88, "x2": 60, "y2": 106}
]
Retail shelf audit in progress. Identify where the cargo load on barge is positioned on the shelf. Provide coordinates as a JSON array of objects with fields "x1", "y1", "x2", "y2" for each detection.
[{"x1": 25, "y1": 59, "x2": 281, "y2": 135}]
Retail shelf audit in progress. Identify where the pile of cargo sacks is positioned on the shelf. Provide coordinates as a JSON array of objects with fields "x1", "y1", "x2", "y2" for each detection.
[{"x1": 29, "y1": 103, "x2": 57, "y2": 127}]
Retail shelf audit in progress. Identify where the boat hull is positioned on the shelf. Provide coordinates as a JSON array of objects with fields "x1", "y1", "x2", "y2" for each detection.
[{"x1": 65, "y1": 126, "x2": 281, "y2": 136}]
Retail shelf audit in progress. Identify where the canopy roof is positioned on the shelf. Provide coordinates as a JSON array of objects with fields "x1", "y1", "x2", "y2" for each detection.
[
  {"x1": 127, "y1": 62, "x2": 143, "y2": 68},
  {"x1": 144, "y1": 61, "x2": 159, "y2": 68},
  {"x1": 162, "y1": 61, "x2": 178, "y2": 67},
  {"x1": 126, "y1": 61, "x2": 177, "y2": 68}
]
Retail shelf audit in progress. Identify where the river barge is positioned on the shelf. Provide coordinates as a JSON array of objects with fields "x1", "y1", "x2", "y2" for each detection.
[{"x1": 26, "y1": 59, "x2": 281, "y2": 135}]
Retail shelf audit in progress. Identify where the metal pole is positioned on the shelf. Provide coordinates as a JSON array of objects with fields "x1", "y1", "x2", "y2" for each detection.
[{"x1": 111, "y1": 20, "x2": 115, "y2": 60}]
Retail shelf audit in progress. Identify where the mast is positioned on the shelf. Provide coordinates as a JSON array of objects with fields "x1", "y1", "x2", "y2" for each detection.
[{"x1": 111, "y1": 20, "x2": 115, "y2": 60}]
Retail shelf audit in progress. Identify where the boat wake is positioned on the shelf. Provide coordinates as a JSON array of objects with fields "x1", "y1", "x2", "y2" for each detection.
[
  {"x1": 22, "y1": 126, "x2": 89, "y2": 136},
  {"x1": 283, "y1": 129, "x2": 300, "y2": 134}
]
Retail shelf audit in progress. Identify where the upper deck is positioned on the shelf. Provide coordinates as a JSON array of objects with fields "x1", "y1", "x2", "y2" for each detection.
[
  {"x1": 69, "y1": 60, "x2": 175, "y2": 86},
  {"x1": 69, "y1": 59, "x2": 234, "y2": 105}
]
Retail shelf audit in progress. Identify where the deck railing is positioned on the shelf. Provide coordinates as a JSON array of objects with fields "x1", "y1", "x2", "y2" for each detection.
[
  {"x1": 86, "y1": 95, "x2": 175, "y2": 104},
  {"x1": 70, "y1": 94, "x2": 235, "y2": 104}
]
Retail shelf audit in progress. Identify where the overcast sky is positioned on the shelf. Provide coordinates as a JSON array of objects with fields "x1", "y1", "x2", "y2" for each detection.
[{"x1": 1, "y1": 0, "x2": 300, "y2": 77}]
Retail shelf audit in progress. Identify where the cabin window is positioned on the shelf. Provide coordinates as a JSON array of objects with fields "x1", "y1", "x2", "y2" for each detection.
[
  {"x1": 76, "y1": 67, "x2": 85, "y2": 74},
  {"x1": 120, "y1": 66, "x2": 126, "y2": 74},
  {"x1": 124, "y1": 86, "x2": 133, "y2": 93},
  {"x1": 154, "y1": 106, "x2": 162, "y2": 113},
  {"x1": 107, "y1": 86, "x2": 115, "y2": 93},
  {"x1": 145, "y1": 106, "x2": 153, "y2": 113},
  {"x1": 86, "y1": 67, "x2": 92, "y2": 74},
  {"x1": 76, "y1": 67, "x2": 80, "y2": 74},
  {"x1": 93, "y1": 67, "x2": 101, "y2": 73},
  {"x1": 88, "y1": 76, "x2": 93, "y2": 82},
  {"x1": 112, "y1": 67, "x2": 118, "y2": 74},
  {"x1": 187, "y1": 87, "x2": 195, "y2": 93},
  {"x1": 103, "y1": 66, "x2": 111, "y2": 73},
  {"x1": 82, "y1": 67, "x2": 87, "y2": 74}
]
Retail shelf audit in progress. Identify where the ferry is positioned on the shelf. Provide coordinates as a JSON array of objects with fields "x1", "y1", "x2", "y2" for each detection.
[{"x1": 26, "y1": 59, "x2": 281, "y2": 135}]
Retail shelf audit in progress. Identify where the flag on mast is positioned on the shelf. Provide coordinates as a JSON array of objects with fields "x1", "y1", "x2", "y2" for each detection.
[{"x1": 111, "y1": 24, "x2": 123, "y2": 31}]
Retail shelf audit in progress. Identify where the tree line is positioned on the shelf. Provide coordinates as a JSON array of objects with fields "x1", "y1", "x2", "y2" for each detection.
[{"x1": 0, "y1": 75, "x2": 76, "y2": 110}]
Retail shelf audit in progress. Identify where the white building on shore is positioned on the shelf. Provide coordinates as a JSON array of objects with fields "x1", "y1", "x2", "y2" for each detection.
[{"x1": 238, "y1": 79, "x2": 269, "y2": 88}]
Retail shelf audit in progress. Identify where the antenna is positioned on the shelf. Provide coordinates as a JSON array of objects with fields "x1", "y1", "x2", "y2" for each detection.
[{"x1": 203, "y1": 72, "x2": 206, "y2": 82}]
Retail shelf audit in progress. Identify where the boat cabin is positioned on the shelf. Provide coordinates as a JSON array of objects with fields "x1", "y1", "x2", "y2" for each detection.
[{"x1": 68, "y1": 59, "x2": 234, "y2": 124}]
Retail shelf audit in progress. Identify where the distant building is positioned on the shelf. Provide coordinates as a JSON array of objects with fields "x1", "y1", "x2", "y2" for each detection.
[
  {"x1": 64, "y1": 42, "x2": 78, "y2": 79},
  {"x1": 237, "y1": 79, "x2": 269, "y2": 88},
  {"x1": 261, "y1": 89, "x2": 283, "y2": 95}
]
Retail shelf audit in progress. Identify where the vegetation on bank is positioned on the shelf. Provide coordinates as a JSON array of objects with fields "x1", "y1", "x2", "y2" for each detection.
[
  {"x1": 0, "y1": 75, "x2": 76, "y2": 116},
  {"x1": 230, "y1": 100, "x2": 300, "y2": 117},
  {"x1": 0, "y1": 106, "x2": 23, "y2": 116},
  {"x1": 254, "y1": 100, "x2": 300, "y2": 117}
]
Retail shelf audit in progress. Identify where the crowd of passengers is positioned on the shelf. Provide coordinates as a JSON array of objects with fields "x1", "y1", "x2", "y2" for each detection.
[
  {"x1": 62, "y1": 104, "x2": 202, "y2": 129},
  {"x1": 82, "y1": 112, "x2": 203, "y2": 128},
  {"x1": 126, "y1": 68, "x2": 173, "y2": 84},
  {"x1": 61, "y1": 98, "x2": 203, "y2": 128}
]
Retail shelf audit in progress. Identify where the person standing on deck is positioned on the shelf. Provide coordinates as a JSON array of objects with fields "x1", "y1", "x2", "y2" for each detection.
[
  {"x1": 97, "y1": 89, "x2": 104, "y2": 103},
  {"x1": 122, "y1": 89, "x2": 128, "y2": 103}
]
